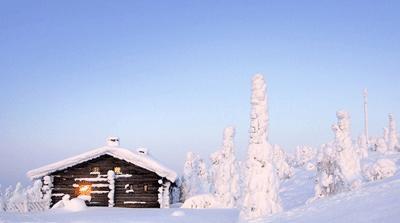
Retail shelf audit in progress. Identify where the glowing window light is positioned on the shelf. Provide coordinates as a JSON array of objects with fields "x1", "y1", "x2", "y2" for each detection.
[
  {"x1": 77, "y1": 184, "x2": 92, "y2": 196},
  {"x1": 114, "y1": 167, "x2": 122, "y2": 174}
]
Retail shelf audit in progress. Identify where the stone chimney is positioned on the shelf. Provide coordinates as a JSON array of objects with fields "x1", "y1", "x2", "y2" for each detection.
[{"x1": 106, "y1": 136, "x2": 120, "y2": 147}]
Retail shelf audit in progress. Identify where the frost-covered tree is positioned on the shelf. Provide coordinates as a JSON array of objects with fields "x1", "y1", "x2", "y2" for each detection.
[
  {"x1": 241, "y1": 74, "x2": 281, "y2": 219},
  {"x1": 313, "y1": 111, "x2": 361, "y2": 200},
  {"x1": 388, "y1": 114, "x2": 400, "y2": 151},
  {"x1": 313, "y1": 144, "x2": 345, "y2": 199},
  {"x1": 9, "y1": 182, "x2": 27, "y2": 203},
  {"x1": 332, "y1": 111, "x2": 361, "y2": 187},
  {"x1": 356, "y1": 135, "x2": 368, "y2": 159},
  {"x1": 181, "y1": 152, "x2": 201, "y2": 201},
  {"x1": 198, "y1": 158, "x2": 210, "y2": 194},
  {"x1": 272, "y1": 144, "x2": 293, "y2": 179},
  {"x1": 211, "y1": 126, "x2": 240, "y2": 208},
  {"x1": 294, "y1": 145, "x2": 316, "y2": 167},
  {"x1": 0, "y1": 185, "x2": 4, "y2": 211},
  {"x1": 26, "y1": 180, "x2": 43, "y2": 201}
]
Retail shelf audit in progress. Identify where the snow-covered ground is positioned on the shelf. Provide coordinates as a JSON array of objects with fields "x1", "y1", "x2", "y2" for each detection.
[{"x1": 0, "y1": 208, "x2": 239, "y2": 223}]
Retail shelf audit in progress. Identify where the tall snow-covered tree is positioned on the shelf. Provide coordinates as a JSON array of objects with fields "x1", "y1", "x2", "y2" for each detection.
[
  {"x1": 331, "y1": 111, "x2": 361, "y2": 187},
  {"x1": 313, "y1": 111, "x2": 361, "y2": 200},
  {"x1": 211, "y1": 126, "x2": 240, "y2": 208},
  {"x1": 241, "y1": 74, "x2": 281, "y2": 219},
  {"x1": 388, "y1": 114, "x2": 400, "y2": 151}
]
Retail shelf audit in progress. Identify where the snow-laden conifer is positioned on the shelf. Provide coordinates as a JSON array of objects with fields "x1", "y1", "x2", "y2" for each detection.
[
  {"x1": 211, "y1": 127, "x2": 240, "y2": 208},
  {"x1": 388, "y1": 114, "x2": 400, "y2": 151},
  {"x1": 182, "y1": 152, "x2": 200, "y2": 201},
  {"x1": 241, "y1": 74, "x2": 281, "y2": 219},
  {"x1": 313, "y1": 111, "x2": 361, "y2": 200}
]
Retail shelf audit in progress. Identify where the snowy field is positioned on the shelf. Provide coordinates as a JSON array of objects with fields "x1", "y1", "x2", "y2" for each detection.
[{"x1": 0, "y1": 208, "x2": 238, "y2": 223}]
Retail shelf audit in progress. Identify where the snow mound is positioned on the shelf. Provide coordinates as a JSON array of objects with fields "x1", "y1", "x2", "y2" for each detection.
[
  {"x1": 181, "y1": 194, "x2": 221, "y2": 209},
  {"x1": 364, "y1": 159, "x2": 397, "y2": 181},
  {"x1": 64, "y1": 198, "x2": 87, "y2": 212},
  {"x1": 51, "y1": 195, "x2": 87, "y2": 212},
  {"x1": 171, "y1": 210, "x2": 186, "y2": 217}
]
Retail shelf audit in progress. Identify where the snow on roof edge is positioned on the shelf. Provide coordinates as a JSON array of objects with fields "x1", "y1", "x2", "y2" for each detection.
[{"x1": 26, "y1": 146, "x2": 177, "y2": 182}]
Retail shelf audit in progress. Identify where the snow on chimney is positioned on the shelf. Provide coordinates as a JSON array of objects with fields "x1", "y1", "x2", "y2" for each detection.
[
  {"x1": 107, "y1": 136, "x2": 120, "y2": 147},
  {"x1": 136, "y1": 147, "x2": 148, "y2": 155}
]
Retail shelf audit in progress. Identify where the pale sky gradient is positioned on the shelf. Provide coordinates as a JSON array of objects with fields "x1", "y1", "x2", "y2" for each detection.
[{"x1": 1, "y1": 1, "x2": 399, "y2": 186}]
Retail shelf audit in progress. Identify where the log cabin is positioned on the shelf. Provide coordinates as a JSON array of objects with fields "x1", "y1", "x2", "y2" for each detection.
[{"x1": 26, "y1": 137, "x2": 177, "y2": 208}]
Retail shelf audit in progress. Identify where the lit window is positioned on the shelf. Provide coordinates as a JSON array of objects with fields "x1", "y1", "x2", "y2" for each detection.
[
  {"x1": 144, "y1": 184, "x2": 148, "y2": 192},
  {"x1": 90, "y1": 167, "x2": 100, "y2": 174},
  {"x1": 114, "y1": 167, "x2": 122, "y2": 174},
  {"x1": 76, "y1": 183, "x2": 92, "y2": 196}
]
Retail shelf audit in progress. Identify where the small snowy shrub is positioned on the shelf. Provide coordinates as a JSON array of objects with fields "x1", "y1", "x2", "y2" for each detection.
[
  {"x1": 181, "y1": 194, "x2": 220, "y2": 209},
  {"x1": 364, "y1": 159, "x2": 397, "y2": 181},
  {"x1": 273, "y1": 144, "x2": 293, "y2": 179}
]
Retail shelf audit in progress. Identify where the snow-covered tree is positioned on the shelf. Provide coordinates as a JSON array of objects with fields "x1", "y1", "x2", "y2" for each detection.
[
  {"x1": 313, "y1": 144, "x2": 345, "y2": 199},
  {"x1": 211, "y1": 126, "x2": 240, "y2": 208},
  {"x1": 0, "y1": 185, "x2": 4, "y2": 211},
  {"x1": 388, "y1": 114, "x2": 400, "y2": 151},
  {"x1": 241, "y1": 74, "x2": 281, "y2": 219},
  {"x1": 182, "y1": 152, "x2": 201, "y2": 201},
  {"x1": 26, "y1": 180, "x2": 43, "y2": 201},
  {"x1": 272, "y1": 144, "x2": 293, "y2": 179},
  {"x1": 198, "y1": 158, "x2": 210, "y2": 194},
  {"x1": 356, "y1": 135, "x2": 368, "y2": 159},
  {"x1": 331, "y1": 111, "x2": 361, "y2": 187},
  {"x1": 294, "y1": 145, "x2": 316, "y2": 167},
  {"x1": 313, "y1": 111, "x2": 362, "y2": 200},
  {"x1": 9, "y1": 182, "x2": 27, "y2": 203}
]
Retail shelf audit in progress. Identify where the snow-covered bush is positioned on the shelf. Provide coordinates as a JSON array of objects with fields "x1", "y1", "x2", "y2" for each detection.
[
  {"x1": 242, "y1": 74, "x2": 281, "y2": 219},
  {"x1": 181, "y1": 194, "x2": 221, "y2": 209},
  {"x1": 272, "y1": 144, "x2": 293, "y2": 179},
  {"x1": 294, "y1": 145, "x2": 315, "y2": 167},
  {"x1": 364, "y1": 159, "x2": 397, "y2": 181},
  {"x1": 210, "y1": 126, "x2": 240, "y2": 208}
]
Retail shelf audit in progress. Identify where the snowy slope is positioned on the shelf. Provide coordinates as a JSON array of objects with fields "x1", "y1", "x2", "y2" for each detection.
[{"x1": 252, "y1": 153, "x2": 400, "y2": 223}]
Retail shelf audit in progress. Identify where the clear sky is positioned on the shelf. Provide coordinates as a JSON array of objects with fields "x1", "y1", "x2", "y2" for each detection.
[{"x1": 0, "y1": 1, "x2": 399, "y2": 186}]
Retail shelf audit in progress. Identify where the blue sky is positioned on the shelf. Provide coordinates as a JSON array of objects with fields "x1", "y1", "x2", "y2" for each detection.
[{"x1": 0, "y1": 1, "x2": 399, "y2": 186}]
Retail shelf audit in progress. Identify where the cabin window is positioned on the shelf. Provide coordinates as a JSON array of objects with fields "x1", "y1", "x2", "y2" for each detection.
[
  {"x1": 143, "y1": 184, "x2": 148, "y2": 192},
  {"x1": 114, "y1": 167, "x2": 122, "y2": 174},
  {"x1": 90, "y1": 167, "x2": 100, "y2": 174},
  {"x1": 76, "y1": 183, "x2": 92, "y2": 196}
]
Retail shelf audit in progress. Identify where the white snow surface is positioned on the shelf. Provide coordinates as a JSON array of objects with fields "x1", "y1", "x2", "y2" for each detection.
[
  {"x1": 0, "y1": 208, "x2": 239, "y2": 223},
  {"x1": 26, "y1": 145, "x2": 177, "y2": 182}
]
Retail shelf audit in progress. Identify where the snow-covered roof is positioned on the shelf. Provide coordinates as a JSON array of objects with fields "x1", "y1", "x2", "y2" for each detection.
[{"x1": 27, "y1": 145, "x2": 177, "y2": 182}]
